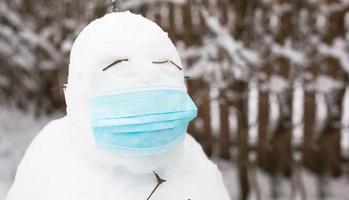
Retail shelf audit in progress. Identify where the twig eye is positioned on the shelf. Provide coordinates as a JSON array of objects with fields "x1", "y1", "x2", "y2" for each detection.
[
  {"x1": 152, "y1": 60, "x2": 182, "y2": 70},
  {"x1": 103, "y1": 59, "x2": 129, "y2": 71}
]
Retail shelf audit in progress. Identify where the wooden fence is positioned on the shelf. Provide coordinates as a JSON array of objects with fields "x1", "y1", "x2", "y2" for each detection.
[
  {"x1": 2, "y1": 0, "x2": 348, "y2": 199},
  {"x1": 136, "y1": 0, "x2": 349, "y2": 199}
]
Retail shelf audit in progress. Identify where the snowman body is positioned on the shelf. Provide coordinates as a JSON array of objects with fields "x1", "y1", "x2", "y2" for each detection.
[
  {"x1": 6, "y1": 12, "x2": 230, "y2": 200},
  {"x1": 7, "y1": 118, "x2": 228, "y2": 200}
]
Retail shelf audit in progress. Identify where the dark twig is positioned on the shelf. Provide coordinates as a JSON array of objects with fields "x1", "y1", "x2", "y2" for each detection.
[
  {"x1": 169, "y1": 60, "x2": 182, "y2": 70},
  {"x1": 152, "y1": 61, "x2": 168, "y2": 64},
  {"x1": 146, "y1": 171, "x2": 166, "y2": 200},
  {"x1": 152, "y1": 60, "x2": 182, "y2": 70},
  {"x1": 103, "y1": 59, "x2": 128, "y2": 71}
]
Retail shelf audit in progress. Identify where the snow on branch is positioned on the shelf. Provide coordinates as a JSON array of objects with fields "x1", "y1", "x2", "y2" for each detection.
[
  {"x1": 182, "y1": 0, "x2": 261, "y2": 84},
  {"x1": 271, "y1": 40, "x2": 308, "y2": 66},
  {"x1": 119, "y1": 0, "x2": 186, "y2": 10},
  {"x1": 318, "y1": 38, "x2": 349, "y2": 73},
  {"x1": 0, "y1": 1, "x2": 64, "y2": 70}
]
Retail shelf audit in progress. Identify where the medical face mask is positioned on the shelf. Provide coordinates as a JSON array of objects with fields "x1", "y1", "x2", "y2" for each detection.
[{"x1": 90, "y1": 89, "x2": 197, "y2": 154}]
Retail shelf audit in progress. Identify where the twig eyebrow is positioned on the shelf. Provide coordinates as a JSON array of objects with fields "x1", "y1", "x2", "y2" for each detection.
[
  {"x1": 103, "y1": 59, "x2": 129, "y2": 71},
  {"x1": 152, "y1": 60, "x2": 182, "y2": 70}
]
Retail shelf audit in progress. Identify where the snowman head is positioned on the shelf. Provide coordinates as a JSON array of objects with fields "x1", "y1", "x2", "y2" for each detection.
[
  {"x1": 65, "y1": 12, "x2": 194, "y2": 173},
  {"x1": 67, "y1": 11, "x2": 186, "y2": 94}
]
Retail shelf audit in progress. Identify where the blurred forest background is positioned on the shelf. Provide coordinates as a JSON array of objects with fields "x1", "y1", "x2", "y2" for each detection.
[{"x1": 1, "y1": 0, "x2": 349, "y2": 199}]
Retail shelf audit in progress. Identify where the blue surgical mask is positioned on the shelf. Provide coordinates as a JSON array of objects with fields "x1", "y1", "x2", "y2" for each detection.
[{"x1": 90, "y1": 89, "x2": 197, "y2": 154}]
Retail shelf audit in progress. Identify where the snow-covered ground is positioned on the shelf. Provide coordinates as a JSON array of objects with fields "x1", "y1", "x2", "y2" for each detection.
[
  {"x1": 0, "y1": 107, "x2": 61, "y2": 200},
  {"x1": 215, "y1": 158, "x2": 349, "y2": 200},
  {"x1": 0, "y1": 107, "x2": 348, "y2": 200}
]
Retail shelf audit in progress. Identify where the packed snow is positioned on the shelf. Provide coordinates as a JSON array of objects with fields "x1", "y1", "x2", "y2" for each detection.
[
  {"x1": 5, "y1": 12, "x2": 230, "y2": 200},
  {"x1": 0, "y1": 1, "x2": 349, "y2": 199},
  {"x1": 0, "y1": 107, "x2": 60, "y2": 200},
  {"x1": 1, "y1": 108, "x2": 348, "y2": 200}
]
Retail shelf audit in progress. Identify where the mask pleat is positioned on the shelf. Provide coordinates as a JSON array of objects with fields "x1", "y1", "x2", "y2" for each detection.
[{"x1": 90, "y1": 89, "x2": 197, "y2": 154}]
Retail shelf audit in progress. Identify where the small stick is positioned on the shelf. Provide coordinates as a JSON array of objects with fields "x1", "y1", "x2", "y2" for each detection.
[
  {"x1": 103, "y1": 59, "x2": 128, "y2": 71},
  {"x1": 152, "y1": 60, "x2": 182, "y2": 70},
  {"x1": 169, "y1": 60, "x2": 182, "y2": 70},
  {"x1": 152, "y1": 61, "x2": 168, "y2": 64},
  {"x1": 146, "y1": 171, "x2": 166, "y2": 200}
]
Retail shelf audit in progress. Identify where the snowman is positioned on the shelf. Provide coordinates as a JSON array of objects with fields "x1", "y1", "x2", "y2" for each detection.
[{"x1": 6, "y1": 12, "x2": 230, "y2": 200}]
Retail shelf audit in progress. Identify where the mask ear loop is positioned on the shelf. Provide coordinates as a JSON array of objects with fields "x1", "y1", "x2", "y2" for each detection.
[{"x1": 50, "y1": 84, "x2": 67, "y2": 92}]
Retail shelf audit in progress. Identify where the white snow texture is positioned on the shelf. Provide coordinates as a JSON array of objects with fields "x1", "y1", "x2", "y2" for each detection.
[{"x1": 6, "y1": 12, "x2": 230, "y2": 200}]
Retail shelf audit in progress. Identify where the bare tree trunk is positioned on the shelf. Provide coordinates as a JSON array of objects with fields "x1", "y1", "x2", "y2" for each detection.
[
  {"x1": 234, "y1": 80, "x2": 250, "y2": 200},
  {"x1": 303, "y1": 67, "x2": 322, "y2": 174},
  {"x1": 201, "y1": 93, "x2": 213, "y2": 156},
  {"x1": 318, "y1": 0, "x2": 348, "y2": 177},
  {"x1": 258, "y1": 88, "x2": 275, "y2": 173},
  {"x1": 219, "y1": 103, "x2": 231, "y2": 159}
]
